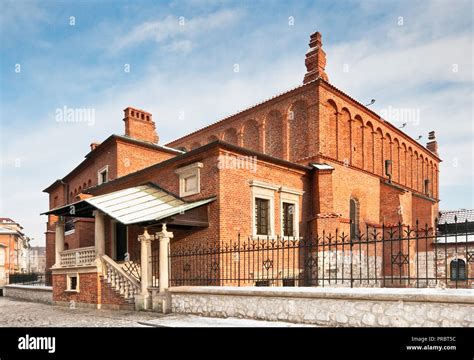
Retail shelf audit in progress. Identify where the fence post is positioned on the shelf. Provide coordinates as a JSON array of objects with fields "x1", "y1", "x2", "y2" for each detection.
[{"x1": 237, "y1": 233, "x2": 241, "y2": 287}]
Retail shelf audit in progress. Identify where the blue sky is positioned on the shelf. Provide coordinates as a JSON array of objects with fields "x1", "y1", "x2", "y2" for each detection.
[{"x1": 0, "y1": 0, "x2": 473, "y2": 245}]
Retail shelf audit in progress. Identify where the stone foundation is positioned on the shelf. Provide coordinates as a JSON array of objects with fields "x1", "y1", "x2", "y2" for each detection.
[
  {"x1": 3, "y1": 285, "x2": 53, "y2": 304},
  {"x1": 169, "y1": 286, "x2": 474, "y2": 327}
]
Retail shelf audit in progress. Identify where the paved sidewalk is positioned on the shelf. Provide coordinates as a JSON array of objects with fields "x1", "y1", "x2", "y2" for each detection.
[
  {"x1": 0, "y1": 297, "x2": 315, "y2": 327},
  {"x1": 0, "y1": 297, "x2": 161, "y2": 327},
  {"x1": 140, "y1": 314, "x2": 316, "y2": 327}
]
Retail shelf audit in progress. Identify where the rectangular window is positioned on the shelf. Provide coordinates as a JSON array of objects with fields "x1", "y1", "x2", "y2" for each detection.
[
  {"x1": 282, "y1": 202, "x2": 295, "y2": 237},
  {"x1": 67, "y1": 274, "x2": 79, "y2": 291},
  {"x1": 255, "y1": 198, "x2": 270, "y2": 236},
  {"x1": 97, "y1": 166, "x2": 109, "y2": 185},
  {"x1": 65, "y1": 217, "x2": 75, "y2": 233},
  {"x1": 100, "y1": 170, "x2": 108, "y2": 184},
  {"x1": 184, "y1": 174, "x2": 198, "y2": 193}
]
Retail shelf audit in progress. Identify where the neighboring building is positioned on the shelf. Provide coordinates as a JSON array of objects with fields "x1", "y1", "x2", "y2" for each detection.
[
  {"x1": 43, "y1": 32, "x2": 442, "y2": 309},
  {"x1": 435, "y1": 209, "x2": 474, "y2": 288},
  {"x1": 27, "y1": 246, "x2": 46, "y2": 273},
  {"x1": 0, "y1": 218, "x2": 30, "y2": 285}
]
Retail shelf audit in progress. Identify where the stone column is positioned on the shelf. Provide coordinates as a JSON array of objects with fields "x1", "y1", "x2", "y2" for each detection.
[
  {"x1": 135, "y1": 228, "x2": 154, "y2": 310},
  {"x1": 54, "y1": 217, "x2": 65, "y2": 267},
  {"x1": 156, "y1": 223, "x2": 173, "y2": 292},
  {"x1": 93, "y1": 210, "x2": 105, "y2": 257},
  {"x1": 153, "y1": 224, "x2": 174, "y2": 314}
]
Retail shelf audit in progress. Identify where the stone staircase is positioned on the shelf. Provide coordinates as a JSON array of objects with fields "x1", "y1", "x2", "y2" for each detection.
[{"x1": 101, "y1": 255, "x2": 141, "y2": 303}]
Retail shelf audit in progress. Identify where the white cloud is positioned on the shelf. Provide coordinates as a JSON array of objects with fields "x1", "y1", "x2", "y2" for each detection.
[
  {"x1": 112, "y1": 9, "x2": 244, "y2": 52},
  {"x1": 0, "y1": 0, "x2": 48, "y2": 31},
  {"x1": 163, "y1": 39, "x2": 194, "y2": 53}
]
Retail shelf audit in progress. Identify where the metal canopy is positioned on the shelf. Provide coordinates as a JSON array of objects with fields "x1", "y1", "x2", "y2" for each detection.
[{"x1": 42, "y1": 183, "x2": 215, "y2": 226}]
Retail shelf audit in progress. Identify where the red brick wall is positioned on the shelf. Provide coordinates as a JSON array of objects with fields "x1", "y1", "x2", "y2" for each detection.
[
  {"x1": 53, "y1": 273, "x2": 98, "y2": 304},
  {"x1": 166, "y1": 83, "x2": 319, "y2": 163},
  {"x1": 52, "y1": 272, "x2": 132, "y2": 306},
  {"x1": 412, "y1": 194, "x2": 437, "y2": 228},
  {"x1": 63, "y1": 219, "x2": 95, "y2": 251},
  {"x1": 217, "y1": 148, "x2": 309, "y2": 243},
  {"x1": 116, "y1": 140, "x2": 175, "y2": 177},
  {"x1": 99, "y1": 277, "x2": 133, "y2": 306},
  {"x1": 327, "y1": 160, "x2": 381, "y2": 227},
  {"x1": 318, "y1": 82, "x2": 440, "y2": 198}
]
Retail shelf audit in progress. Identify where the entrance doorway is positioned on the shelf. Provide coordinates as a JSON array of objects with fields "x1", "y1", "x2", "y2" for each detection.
[{"x1": 115, "y1": 223, "x2": 127, "y2": 262}]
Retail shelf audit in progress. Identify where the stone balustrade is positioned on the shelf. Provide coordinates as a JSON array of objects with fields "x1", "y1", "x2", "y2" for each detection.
[
  {"x1": 101, "y1": 255, "x2": 140, "y2": 300},
  {"x1": 59, "y1": 246, "x2": 96, "y2": 267}
]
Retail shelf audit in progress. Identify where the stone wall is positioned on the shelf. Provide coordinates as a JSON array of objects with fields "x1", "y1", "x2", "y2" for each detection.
[
  {"x1": 169, "y1": 286, "x2": 474, "y2": 327},
  {"x1": 3, "y1": 285, "x2": 53, "y2": 304}
]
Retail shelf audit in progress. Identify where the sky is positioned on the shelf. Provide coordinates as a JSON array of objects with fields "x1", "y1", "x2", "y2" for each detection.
[{"x1": 0, "y1": 0, "x2": 473, "y2": 246}]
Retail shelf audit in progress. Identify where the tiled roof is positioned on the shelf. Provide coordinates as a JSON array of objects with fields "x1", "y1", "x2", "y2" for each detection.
[{"x1": 439, "y1": 209, "x2": 474, "y2": 224}]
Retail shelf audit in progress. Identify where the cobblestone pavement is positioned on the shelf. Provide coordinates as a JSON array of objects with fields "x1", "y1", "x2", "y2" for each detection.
[{"x1": 0, "y1": 297, "x2": 163, "y2": 327}]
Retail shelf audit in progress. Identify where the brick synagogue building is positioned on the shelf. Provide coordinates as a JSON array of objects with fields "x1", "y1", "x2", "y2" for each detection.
[{"x1": 43, "y1": 32, "x2": 448, "y2": 310}]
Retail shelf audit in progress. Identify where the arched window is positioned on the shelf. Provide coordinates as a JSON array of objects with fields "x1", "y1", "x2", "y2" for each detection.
[
  {"x1": 450, "y1": 259, "x2": 466, "y2": 280},
  {"x1": 350, "y1": 198, "x2": 360, "y2": 240}
]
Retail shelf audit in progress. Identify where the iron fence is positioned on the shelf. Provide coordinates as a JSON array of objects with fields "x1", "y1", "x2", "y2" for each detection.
[
  {"x1": 8, "y1": 272, "x2": 51, "y2": 287},
  {"x1": 162, "y1": 219, "x2": 474, "y2": 289}
]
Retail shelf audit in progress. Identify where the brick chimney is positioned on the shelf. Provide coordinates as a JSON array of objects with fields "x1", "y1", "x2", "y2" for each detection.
[
  {"x1": 426, "y1": 131, "x2": 438, "y2": 155},
  {"x1": 303, "y1": 31, "x2": 329, "y2": 84},
  {"x1": 123, "y1": 107, "x2": 159, "y2": 144},
  {"x1": 90, "y1": 142, "x2": 100, "y2": 151}
]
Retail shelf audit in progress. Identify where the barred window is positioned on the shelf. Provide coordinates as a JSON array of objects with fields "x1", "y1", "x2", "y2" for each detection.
[
  {"x1": 450, "y1": 259, "x2": 466, "y2": 280},
  {"x1": 255, "y1": 198, "x2": 270, "y2": 236},
  {"x1": 282, "y1": 202, "x2": 295, "y2": 237}
]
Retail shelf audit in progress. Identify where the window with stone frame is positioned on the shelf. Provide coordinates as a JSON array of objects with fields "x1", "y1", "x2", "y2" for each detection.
[
  {"x1": 255, "y1": 198, "x2": 270, "y2": 236},
  {"x1": 67, "y1": 273, "x2": 79, "y2": 291},
  {"x1": 282, "y1": 202, "x2": 295, "y2": 237},
  {"x1": 175, "y1": 162, "x2": 203, "y2": 197},
  {"x1": 97, "y1": 165, "x2": 109, "y2": 185}
]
